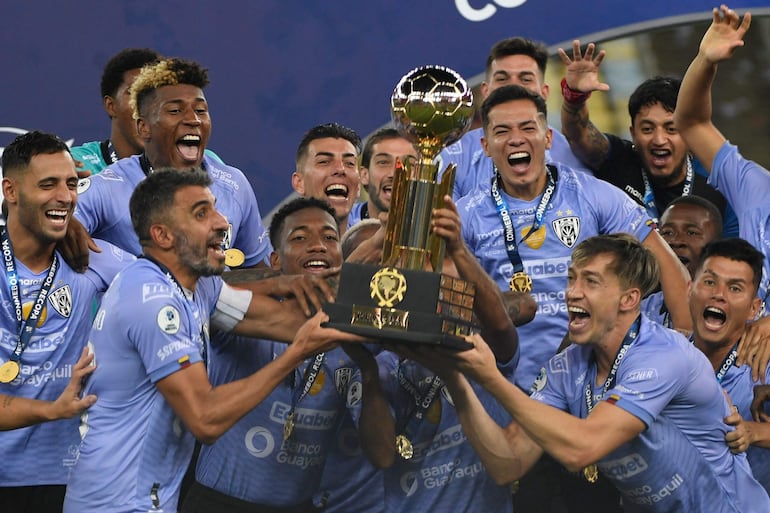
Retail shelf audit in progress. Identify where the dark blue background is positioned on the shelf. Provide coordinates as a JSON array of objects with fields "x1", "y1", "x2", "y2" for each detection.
[{"x1": 1, "y1": 1, "x2": 767, "y2": 213}]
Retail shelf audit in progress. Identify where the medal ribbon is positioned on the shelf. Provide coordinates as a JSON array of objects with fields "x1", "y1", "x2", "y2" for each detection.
[
  {"x1": 715, "y1": 343, "x2": 739, "y2": 384},
  {"x1": 1, "y1": 229, "x2": 59, "y2": 364},
  {"x1": 640, "y1": 155, "x2": 693, "y2": 223},
  {"x1": 584, "y1": 316, "x2": 641, "y2": 415},
  {"x1": 491, "y1": 166, "x2": 556, "y2": 277},
  {"x1": 286, "y1": 352, "x2": 326, "y2": 425},
  {"x1": 397, "y1": 363, "x2": 443, "y2": 442},
  {"x1": 139, "y1": 255, "x2": 209, "y2": 364}
]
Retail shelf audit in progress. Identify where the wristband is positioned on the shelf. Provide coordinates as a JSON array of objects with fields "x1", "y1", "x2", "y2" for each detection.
[{"x1": 561, "y1": 78, "x2": 591, "y2": 105}]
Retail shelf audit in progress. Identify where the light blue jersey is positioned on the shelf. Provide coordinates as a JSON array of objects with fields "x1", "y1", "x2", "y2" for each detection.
[
  {"x1": 0, "y1": 242, "x2": 131, "y2": 487},
  {"x1": 63, "y1": 259, "x2": 222, "y2": 513},
  {"x1": 194, "y1": 339, "x2": 354, "y2": 506},
  {"x1": 437, "y1": 126, "x2": 593, "y2": 200},
  {"x1": 348, "y1": 201, "x2": 367, "y2": 229},
  {"x1": 531, "y1": 316, "x2": 770, "y2": 512},
  {"x1": 353, "y1": 351, "x2": 517, "y2": 513},
  {"x1": 458, "y1": 163, "x2": 653, "y2": 390},
  {"x1": 641, "y1": 291, "x2": 670, "y2": 328},
  {"x1": 721, "y1": 359, "x2": 770, "y2": 494},
  {"x1": 708, "y1": 142, "x2": 770, "y2": 305},
  {"x1": 74, "y1": 154, "x2": 271, "y2": 267}
]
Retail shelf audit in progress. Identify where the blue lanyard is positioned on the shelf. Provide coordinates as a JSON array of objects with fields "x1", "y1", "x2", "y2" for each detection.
[
  {"x1": 490, "y1": 167, "x2": 556, "y2": 275},
  {"x1": 715, "y1": 343, "x2": 739, "y2": 384},
  {"x1": 287, "y1": 352, "x2": 326, "y2": 417},
  {"x1": 1, "y1": 230, "x2": 59, "y2": 363},
  {"x1": 585, "y1": 316, "x2": 641, "y2": 414},
  {"x1": 397, "y1": 363, "x2": 443, "y2": 441},
  {"x1": 640, "y1": 156, "x2": 693, "y2": 223},
  {"x1": 140, "y1": 255, "x2": 208, "y2": 364}
]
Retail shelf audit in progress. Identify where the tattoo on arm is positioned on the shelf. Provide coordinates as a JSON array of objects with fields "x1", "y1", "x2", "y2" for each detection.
[
  {"x1": 2, "y1": 395, "x2": 14, "y2": 409},
  {"x1": 561, "y1": 103, "x2": 609, "y2": 171}
]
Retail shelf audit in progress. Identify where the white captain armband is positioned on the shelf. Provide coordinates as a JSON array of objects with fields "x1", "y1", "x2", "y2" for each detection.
[{"x1": 211, "y1": 282, "x2": 252, "y2": 332}]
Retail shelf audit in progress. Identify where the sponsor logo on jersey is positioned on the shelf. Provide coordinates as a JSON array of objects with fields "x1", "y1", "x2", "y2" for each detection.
[
  {"x1": 76, "y1": 178, "x2": 91, "y2": 195},
  {"x1": 599, "y1": 453, "x2": 649, "y2": 481},
  {"x1": 157, "y1": 305, "x2": 180, "y2": 334}
]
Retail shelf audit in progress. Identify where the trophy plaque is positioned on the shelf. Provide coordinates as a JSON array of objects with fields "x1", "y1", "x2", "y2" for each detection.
[{"x1": 324, "y1": 65, "x2": 477, "y2": 349}]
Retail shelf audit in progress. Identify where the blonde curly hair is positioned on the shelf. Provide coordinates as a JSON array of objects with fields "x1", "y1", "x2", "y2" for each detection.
[{"x1": 129, "y1": 58, "x2": 209, "y2": 120}]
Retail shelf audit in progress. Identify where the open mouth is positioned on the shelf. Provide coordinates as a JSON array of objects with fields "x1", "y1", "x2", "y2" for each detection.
[
  {"x1": 507, "y1": 151, "x2": 531, "y2": 168},
  {"x1": 208, "y1": 239, "x2": 226, "y2": 260},
  {"x1": 649, "y1": 149, "x2": 671, "y2": 167},
  {"x1": 177, "y1": 134, "x2": 201, "y2": 161},
  {"x1": 703, "y1": 306, "x2": 727, "y2": 329},
  {"x1": 325, "y1": 184, "x2": 349, "y2": 200},
  {"x1": 568, "y1": 305, "x2": 590, "y2": 330},
  {"x1": 676, "y1": 254, "x2": 690, "y2": 267},
  {"x1": 46, "y1": 209, "x2": 69, "y2": 226},
  {"x1": 303, "y1": 259, "x2": 331, "y2": 272}
]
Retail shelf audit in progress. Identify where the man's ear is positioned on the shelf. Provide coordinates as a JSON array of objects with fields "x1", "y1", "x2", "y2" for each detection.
[
  {"x1": 619, "y1": 287, "x2": 642, "y2": 313},
  {"x1": 269, "y1": 251, "x2": 281, "y2": 271},
  {"x1": 149, "y1": 223, "x2": 174, "y2": 250},
  {"x1": 137, "y1": 117, "x2": 150, "y2": 140},
  {"x1": 2, "y1": 177, "x2": 18, "y2": 205},
  {"x1": 104, "y1": 96, "x2": 117, "y2": 118},
  {"x1": 291, "y1": 172, "x2": 305, "y2": 195}
]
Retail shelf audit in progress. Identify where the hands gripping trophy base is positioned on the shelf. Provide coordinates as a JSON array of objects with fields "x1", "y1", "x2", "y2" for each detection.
[{"x1": 324, "y1": 65, "x2": 478, "y2": 349}]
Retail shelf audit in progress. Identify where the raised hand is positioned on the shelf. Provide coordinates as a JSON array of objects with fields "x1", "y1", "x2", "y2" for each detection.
[
  {"x1": 557, "y1": 40, "x2": 610, "y2": 94},
  {"x1": 700, "y1": 5, "x2": 752, "y2": 64}
]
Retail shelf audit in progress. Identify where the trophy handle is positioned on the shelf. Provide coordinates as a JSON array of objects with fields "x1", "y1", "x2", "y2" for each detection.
[{"x1": 429, "y1": 163, "x2": 456, "y2": 272}]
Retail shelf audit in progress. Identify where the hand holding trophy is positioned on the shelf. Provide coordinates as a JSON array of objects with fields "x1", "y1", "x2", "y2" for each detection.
[{"x1": 324, "y1": 65, "x2": 477, "y2": 349}]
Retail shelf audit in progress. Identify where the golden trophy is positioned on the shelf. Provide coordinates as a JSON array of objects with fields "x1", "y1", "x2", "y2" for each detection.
[{"x1": 324, "y1": 65, "x2": 476, "y2": 348}]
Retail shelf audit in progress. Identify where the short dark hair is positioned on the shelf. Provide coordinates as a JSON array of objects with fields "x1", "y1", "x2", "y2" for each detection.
[
  {"x1": 695, "y1": 238, "x2": 765, "y2": 293},
  {"x1": 269, "y1": 196, "x2": 337, "y2": 250},
  {"x1": 662, "y1": 195, "x2": 724, "y2": 238},
  {"x1": 100, "y1": 48, "x2": 161, "y2": 99},
  {"x1": 486, "y1": 37, "x2": 549, "y2": 79},
  {"x1": 571, "y1": 233, "x2": 659, "y2": 298},
  {"x1": 295, "y1": 123, "x2": 362, "y2": 167},
  {"x1": 628, "y1": 76, "x2": 680, "y2": 122},
  {"x1": 130, "y1": 168, "x2": 211, "y2": 244},
  {"x1": 481, "y1": 85, "x2": 547, "y2": 129},
  {"x1": 2, "y1": 131, "x2": 71, "y2": 177},
  {"x1": 130, "y1": 58, "x2": 210, "y2": 119},
  {"x1": 361, "y1": 127, "x2": 406, "y2": 169}
]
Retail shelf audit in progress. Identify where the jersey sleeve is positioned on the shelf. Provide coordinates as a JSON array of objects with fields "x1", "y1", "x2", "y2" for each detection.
[
  {"x1": 709, "y1": 141, "x2": 770, "y2": 216},
  {"x1": 128, "y1": 290, "x2": 205, "y2": 383},
  {"x1": 73, "y1": 174, "x2": 108, "y2": 234},
  {"x1": 583, "y1": 175, "x2": 654, "y2": 241},
  {"x1": 82, "y1": 240, "x2": 136, "y2": 291},
  {"x1": 529, "y1": 350, "x2": 572, "y2": 411},
  {"x1": 602, "y1": 343, "x2": 688, "y2": 428}
]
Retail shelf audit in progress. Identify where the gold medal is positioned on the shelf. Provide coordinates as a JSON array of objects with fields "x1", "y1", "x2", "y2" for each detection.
[
  {"x1": 395, "y1": 434, "x2": 414, "y2": 460},
  {"x1": 224, "y1": 248, "x2": 245, "y2": 268},
  {"x1": 283, "y1": 412, "x2": 295, "y2": 441},
  {"x1": 509, "y1": 271, "x2": 532, "y2": 293},
  {"x1": 0, "y1": 360, "x2": 20, "y2": 383},
  {"x1": 583, "y1": 464, "x2": 599, "y2": 484}
]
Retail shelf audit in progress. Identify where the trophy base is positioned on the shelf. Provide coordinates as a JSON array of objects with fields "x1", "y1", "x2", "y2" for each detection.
[
  {"x1": 322, "y1": 303, "x2": 473, "y2": 350},
  {"x1": 322, "y1": 262, "x2": 477, "y2": 351}
]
